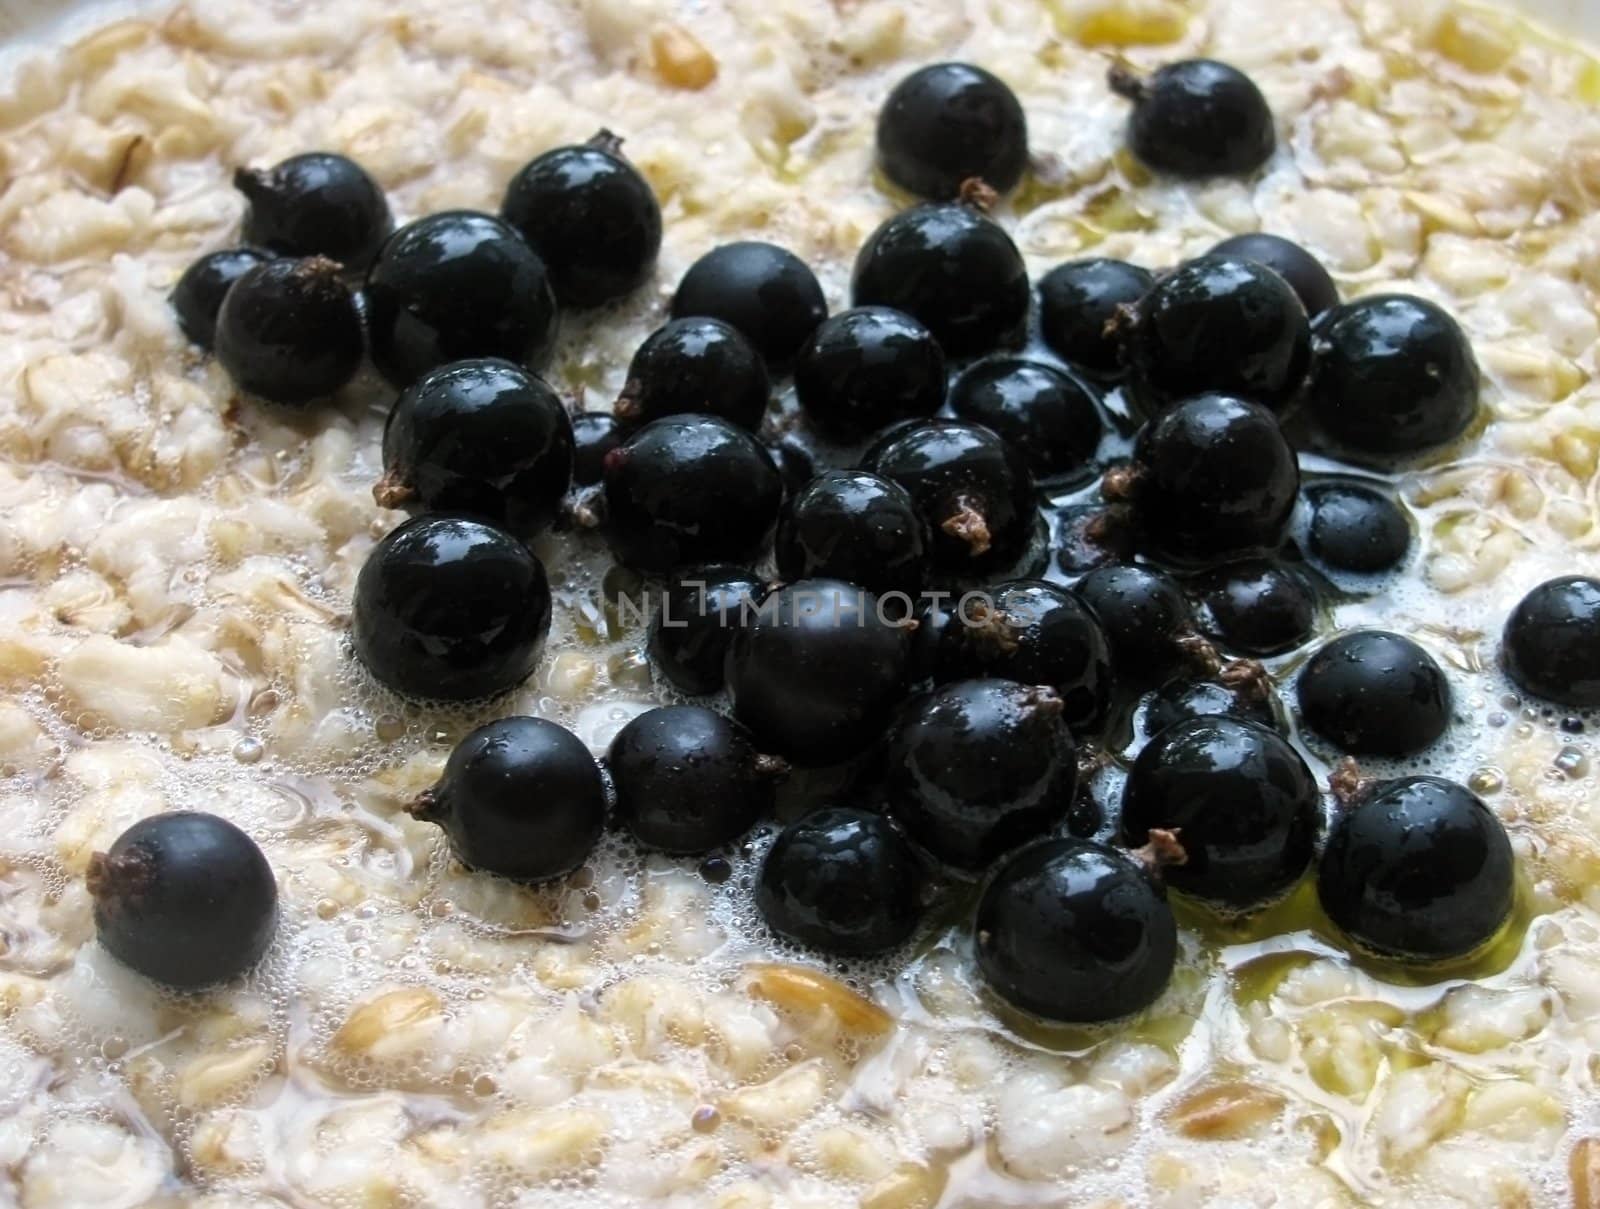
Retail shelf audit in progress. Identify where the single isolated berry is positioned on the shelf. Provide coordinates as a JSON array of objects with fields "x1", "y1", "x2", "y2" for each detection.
[
  {"x1": 876, "y1": 62, "x2": 1028, "y2": 199},
  {"x1": 412, "y1": 717, "x2": 606, "y2": 883},
  {"x1": 1502, "y1": 576, "x2": 1600, "y2": 707},
  {"x1": 615, "y1": 318, "x2": 771, "y2": 433},
  {"x1": 795, "y1": 307, "x2": 947, "y2": 440},
  {"x1": 975, "y1": 836, "x2": 1180, "y2": 1023},
  {"x1": 1076, "y1": 562, "x2": 1202, "y2": 686},
  {"x1": 500, "y1": 130, "x2": 662, "y2": 308},
  {"x1": 377, "y1": 358, "x2": 574, "y2": 536},
  {"x1": 352, "y1": 514, "x2": 552, "y2": 701},
  {"x1": 1297, "y1": 630, "x2": 1451, "y2": 757},
  {"x1": 1110, "y1": 59, "x2": 1276, "y2": 178},
  {"x1": 756, "y1": 807, "x2": 924, "y2": 956},
  {"x1": 671, "y1": 240, "x2": 827, "y2": 366},
  {"x1": 172, "y1": 247, "x2": 273, "y2": 349},
  {"x1": 949, "y1": 358, "x2": 1105, "y2": 484},
  {"x1": 89, "y1": 812, "x2": 277, "y2": 990},
  {"x1": 1037, "y1": 257, "x2": 1154, "y2": 377},
  {"x1": 234, "y1": 152, "x2": 393, "y2": 270},
  {"x1": 648, "y1": 566, "x2": 764, "y2": 695},
  {"x1": 608, "y1": 706, "x2": 783, "y2": 854},
  {"x1": 1304, "y1": 480, "x2": 1411, "y2": 575},
  {"x1": 214, "y1": 257, "x2": 364, "y2": 405},
  {"x1": 365, "y1": 210, "x2": 558, "y2": 388},
  {"x1": 1210, "y1": 232, "x2": 1338, "y2": 317},
  {"x1": 775, "y1": 469, "x2": 931, "y2": 602}
]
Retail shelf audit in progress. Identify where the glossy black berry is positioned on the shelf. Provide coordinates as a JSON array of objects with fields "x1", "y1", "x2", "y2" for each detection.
[
  {"x1": 852, "y1": 199, "x2": 1029, "y2": 358},
  {"x1": 1050, "y1": 504, "x2": 1136, "y2": 577},
  {"x1": 608, "y1": 706, "x2": 780, "y2": 854},
  {"x1": 915, "y1": 580, "x2": 1113, "y2": 738},
  {"x1": 1305, "y1": 481, "x2": 1411, "y2": 574},
  {"x1": 413, "y1": 717, "x2": 605, "y2": 883},
  {"x1": 1298, "y1": 631, "x2": 1451, "y2": 756},
  {"x1": 172, "y1": 247, "x2": 273, "y2": 349},
  {"x1": 885, "y1": 679, "x2": 1076, "y2": 872},
  {"x1": 1318, "y1": 776, "x2": 1514, "y2": 962},
  {"x1": 1117, "y1": 394, "x2": 1299, "y2": 563},
  {"x1": 572, "y1": 412, "x2": 624, "y2": 486},
  {"x1": 756, "y1": 808, "x2": 924, "y2": 956},
  {"x1": 1124, "y1": 256, "x2": 1310, "y2": 413},
  {"x1": 89, "y1": 812, "x2": 277, "y2": 990},
  {"x1": 1306, "y1": 295, "x2": 1480, "y2": 457},
  {"x1": 1110, "y1": 59, "x2": 1275, "y2": 178},
  {"x1": 1037, "y1": 258, "x2": 1154, "y2": 376},
  {"x1": 794, "y1": 307, "x2": 946, "y2": 440},
  {"x1": 1145, "y1": 666, "x2": 1283, "y2": 736},
  {"x1": 672, "y1": 241, "x2": 827, "y2": 366},
  {"x1": 766, "y1": 433, "x2": 818, "y2": 498},
  {"x1": 1502, "y1": 576, "x2": 1600, "y2": 707},
  {"x1": 365, "y1": 211, "x2": 558, "y2": 388},
  {"x1": 949, "y1": 358, "x2": 1104, "y2": 484},
  {"x1": 1076, "y1": 563, "x2": 1199, "y2": 685},
  {"x1": 1192, "y1": 559, "x2": 1316, "y2": 657},
  {"x1": 500, "y1": 130, "x2": 662, "y2": 308},
  {"x1": 863, "y1": 420, "x2": 1037, "y2": 577},
  {"x1": 775, "y1": 470, "x2": 930, "y2": 601},
  {"x1": 975, "y1": 838, "x2": 1177, "y2": 1023},
  {"x1": 378, "y1": 359, "x2": 573, "y2": 536},
  {"x1": 352, "y1": 514, "x2": 551, "y2": 701},
  {"x1": 876, "y1": 62, "x2": 1028, "y2": 199},
  {"x1": 726, "y1": 578, "x2": 912, "y2": 767},
  {"x1": 1121, "y1": 716, "x2": 1319, "y2": 910},
  {"x1": 214, "y1": 257, "x2": 363, "y2": 405},
  {"x1": 648, "y1": 566, "x2": 763, "y2": 695},
  {"x1": 234, "y1": 152, "x2": 392, "y2": 270},
  {"x1": 615, "y1": 318, "x2": 770, "y2": 432},
  {"x1": 601, "y1": 415, "x2": 782, "y2": 573},
  {"x1": 1210, "y1": 232, "x2": 1338, "y2": 317}
]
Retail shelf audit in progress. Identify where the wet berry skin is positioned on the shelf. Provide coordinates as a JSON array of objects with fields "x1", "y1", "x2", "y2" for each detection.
[
  {"x1": 1121, "y1": 394, "x2": 1299, "y2": 563},
  {"x1": 1050, "y1": 504, "x2": 1136, "y2": 577},
  {"x1": 352, "y1": 514, "x2": 552, "y2": 701},
  {"x1": 1502, "y1": 576, "x2": 1600, "y2": 707},
  {"x1": 172, "y1": 247, "x2": 273, "y2": 349},
  {"x1": 852, "y1": 202, "x2": 1029, "y2": 358},
  {"x1": 414, "y1": 717, "x2": 605, "y2": 883},
  {"x1": 608, "y1": 706, "x2": 779, "y2": 854},
  {"x1": 365, "y1": 210, "x2": 558, "y2": 388},
  {"x1": 975, "y1": 839, "x2": 1176, "y2": 1023},
  {"x1": 756, "y1": 807, "x2": 924, "y2": 956},
  {"x1": 615, "y1": 318, "x2": 770, "y2": 432},
  {"x1": 726, "y1": 578, "x2": 912, "y2": 767},
  {"x1": 500, "y1": 131, "x2": 662, "y2": 308},
  {"x1": 876, "y1": 62, "x2": 1028, "y2": 199},
  {"x1": 1318, "y1": 776, "x2": 1515, "y2": 962},
  {"x1": 1298, "y1": 631, "x2": 1451, "y2": 757},
  {"x1": 949, "y1": 358, "x2": 1104, "y2": 484},
  {"x1": 1124, "y1": 256, "x2": 1310, "y2": 413},
  {"x1": 1305, "y1": 481, "x2": 1411, "y2": 574},
  {"x1": 775, "y1": 469, "x2": 931, "y2": 601},
  {"x1": 649, "y1": 566, "x2": 763, "y2": 695},
  {"x1": 571, "y1": 412, "x2": 624, "y2": 486},
  {"x1": 1145, "y1": 673, "x2": 1282, "y2": 736},
  {"x1": 1193, "y1": 559, "x2": 1317, "y2": 657},
  {"x1": 88, "y1": 812, "x2": 277, "y2": 990},
  {"x1": 379, "y1": 358, "x2": 574, "y2": 536},
  {"x1": 766, "y1": 433, "x2": 818, "y2": 498},
  {"x1": 214, "y1": 257, "x2": 364, "y2": 405},
  {"x1": 1037, "y1": 258, "x2": 1154, "y2": 377},
  {"x1": 601, "y1": 415, "x2": 782, "y2": 573},
  {"x1": 863, "y1": 420, "x2": 1038, "y2": 577},
  {"x1": 885, "y1": 678, "x2": 1077, "y2": 873},
  {"x1": 671, "y1": 241, "x2": 827, "y2": 367},
  {"x1": 1076, "y1": 563, "x2": 1197, "y2": 685},
  {"x1": 234, "y1": 152, "x2": 393, "y2": 270},
  {"x1": 1110, "y1": 59, "x2": 1275, "y2": 178},
  {"x1": 795, "y1": 307, "x2": 946, "y2": 440},
  {"x1": 1306, "y1": 295, "x2": 1480, "y2": 457},
  {"x1": 1210, "y1": 232, "x2": 1338, "y2": 317},
  {"x1": 915, "y1": 580, "x2": 1113, "y2": 738},
  {"x1": 1121, "y1": 716, "x2": 1319, "y2": 910}
]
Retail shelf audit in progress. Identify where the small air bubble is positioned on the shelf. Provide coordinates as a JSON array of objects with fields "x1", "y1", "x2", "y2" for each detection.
[
  {"x1": 232, "y1": 737, "x2": 265, "y2": 764},
  {"x1": 1555, "y1": 746, "x2": 1589, "y2": 779},
  {"x1": 1468, "y1": 768, "x2": 1505, "y2": 796}
]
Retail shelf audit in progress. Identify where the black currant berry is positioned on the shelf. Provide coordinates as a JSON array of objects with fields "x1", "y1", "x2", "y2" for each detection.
[
  {"x1": 234, "y1": 152, "x2": 393, "y2": 270},
  {"x1": 1192, "y1": 559, "x2": 1317, "y2": 657},
  {"x1": 89, "y1": 812, "x2": 277, "y2": 989},
  {"x1": 413, "y1": 717, "x2": 605, "y2": 882},
  {"x1": 757, "y1": 807, "x2": 924, "y2": 956},
  {"x1": 1210, "y1": 232, "x2": 1338, "y2": 317},
  {"x1": 1110, "y1": 59, "x2": 1275, "y2": 178},
  {"x1": 214, "y1": 257, "x2": 363, "y2": 405},
  {"x1": 351, "y1": 514, "x2": 551, "y2": 701},
  {"x1": 572, "y1": 412, "x2": 625, "y2": 486},
  {"x1": 615, "y1": 318, "x2": 770, "y2": 433},
  {"x1": 172, "y1": 247, "x2": 273, "y2": 349},
  {"x1": 774, "y1": 469, "x2": 930, "y2": 601},
  {"x1": 671, "y1": 241, "x2": 827, "y2": 366},
  {"x1": 648, "y1": 566, "x2": 763, "y2": 695},
  {"x1": 795, "y1": 307, "x2": 946, "y2": 440},
  {"x1": 1297, "y1": 631, "x2": 1451, "y2": 756},
  {"x1": 876, "y1": 62, "x2": 1028, "y2": 199},
  {"x1": 1502, "y1": 576, "x2": 1600, "y2": 707},
  {"x1": 766, "y1": 433, "x2": 818, "y2": 498},
  {"x1": 1076, "y1": 562, "x2": 1201, "y2": 685},
  {"x1": 1050, "y1": 504, "x2": 1137, "y2": 577},
  {"x1": 1037, "y1": 258, "x2": 1153, "y2": 376},
  {"x1": 949, "y1": 358, "x2": 1104, "y2": 484},
  {"x1": 1305, "y1": 481, "x2": 1411, "y2": 574}
]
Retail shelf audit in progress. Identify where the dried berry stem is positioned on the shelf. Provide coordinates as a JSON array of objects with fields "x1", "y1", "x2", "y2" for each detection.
[
  {"x1": 407, "y1": 788, "x2": 445, "y2": 823},
  {"x1": 1108, "y1": 62, "x2": 1147, "y2": 102},
  {"x1": 372, "y1": 468, "x2": 416, "y2": 510},
  {"x1": 588, "y1": 128, "x2": 626, "y2": 156},
  {"x1": 1021, "y1": 685, "x2": 1066, "y2": 718},
  {"x1": 1100, "y1": 463, "x2": 1141, "y2": 504},
  {"x1": 1133, "y1": 827, "x2": 1188, "y2": 874},
  {"x1": 941, "y1": 495, "x2": 993, "y2": 557},
  {"x1": 1218, "y1": 659, "x2": 1272, "y2": 700},
  {"x1": 965, "y1": 600, "x2": 1022, "y2": 654},
  {"x1": 957, "y1": 177, "x2": 999, "y2": 212},
  {"x1": 1329, "y1": 758, "x2": 1365, "y2": 807},
  {"x1": 1177, "y1": 631, "x2": 1223, "y2": 676}
]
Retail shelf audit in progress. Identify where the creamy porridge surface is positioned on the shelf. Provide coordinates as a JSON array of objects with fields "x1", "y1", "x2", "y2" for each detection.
[{"x1": 6, "y1": 0, "x2": 1600, "y2": 1205}]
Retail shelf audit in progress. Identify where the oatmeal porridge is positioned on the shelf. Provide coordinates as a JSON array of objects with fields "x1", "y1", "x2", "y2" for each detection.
[{"x1": 3, "y1": 0, "x2": 1600, "y2": 1205}]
